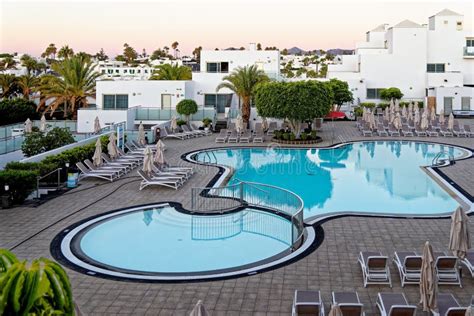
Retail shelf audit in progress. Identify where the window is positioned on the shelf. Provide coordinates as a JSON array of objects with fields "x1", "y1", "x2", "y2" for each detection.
[
  {"x1": 103, "y1": 94, "x2": 128, "y2": 110},
  {"x1": 467, "y1": 39, "x2": 474, "y2": 47},
  {"x1": 101, "y1": 70, "x2": 106, "y2": 74},
  {"x1": 427, "y1": 64, "x2": 445, "y2": 73},
  {"x1": 366, "y1": 88, "x2": 384, "y2": 99},
  {"x1": 130, "y1": 69, "x2": 135, "y2": 74},
  {"x1": 144, "y1": 69, "x2": 148, "y2": 73},
  {"x1": 107, "y1": 69, "x2": 113, "y2": 74},
  {"x1": 456, "y1": 21, "x2": 463, "y2": 31},
  {"x1": 206, "y1": 62, "x2": 229, "y2": 73},
  {"x1": 461, "y1": 97, "x2": 471, "y2": 111},
  {"x1": 115, "y1": 69, "x2": 119, "y2": 73},
  {"x1": 161, "y1": 94, "x2": 172, "y2": 109},
  {"x1": 204, "y1": 94, "x2": 233, "y2": 113},
  {"x1": 137, "y1": 69, "x2": 141, "y2": 74}
]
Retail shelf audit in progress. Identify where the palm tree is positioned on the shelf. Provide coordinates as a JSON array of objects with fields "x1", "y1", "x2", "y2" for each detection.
[
  {"x1": 17, "y1": 74, "x2": 39, "y2": 100},
  {"x1": 58, "y1": 45, "x2": 74, "y2": 59},
  {"x1": 149, "y1": 63, "x2": 191, "y2": 80},
  {"x1": 41, "y1": 43, "x2": 57, "y2": 60},
  {"x1": 216, "y1": 65, "x2": 269, "y2": 124},
  {"x1": 0, "y1": 74, "x2": 17, "y2": 98},
  {"x1": 0, "y1": 56, "x2": 17, "y2": 71},
  {"x1": 36, "y1": 55, "x2": 100, "y2": 118}
]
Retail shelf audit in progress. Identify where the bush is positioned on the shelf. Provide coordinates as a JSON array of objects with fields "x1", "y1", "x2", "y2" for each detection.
[
  {"x1": 282, "y1": 132, "x2": 290, "y2": 140},
  {"x1": 399, "y1": 101, "x2": 410, "y2": 108},
  {"x1": 0, "y1": 98, "x2": 39, "y2": 126},
  {"x1": 300, "y1": 133, "x2": 308, "y2": 140},
  {"x1": 310, "y1": 131, "x2": 317, "y2": 139},
  {"x1": 22, "y1": 127, "x2": 75, "y2": 157},
  {"x1": 380, "y1": 87, "x2": 403, "y2": 100},
  {"x1": 289, "y1": 133, "x2": 296, "y2": 141},
  {"x1": 176, "y1": 99, "x2": 198, "y2": 122},
  {"x1": 176, "y1": 119, "x2": 187, "y2": 127},
  {"x1": 5, "y1": 161, "x2": 57, "y2": 175},
  {"x1": 202, "y1": 117, "x2": 212, "y2": 127},
  {"x1": 360, "y1": 102, "x2": 376, "y2": 109},
  {"x1": 0, "y1": 169, "x2": 38, "y2": 204},
  {"x1": 378, "y1": 102, "x2": 390, "y2": 109}
]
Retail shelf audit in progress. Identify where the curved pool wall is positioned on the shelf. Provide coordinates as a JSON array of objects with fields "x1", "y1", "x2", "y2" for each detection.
[
  {"x1": 52, "y1": 202, "x2": 317, "y2": 281},
  {"x1": 187, "y1": 141, "x2": 472, "y2": 221}
]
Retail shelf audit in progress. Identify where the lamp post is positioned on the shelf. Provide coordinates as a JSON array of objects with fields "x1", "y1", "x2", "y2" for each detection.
[{"x1": 2, "y1": 184, "x2": 11, "y2": 209}]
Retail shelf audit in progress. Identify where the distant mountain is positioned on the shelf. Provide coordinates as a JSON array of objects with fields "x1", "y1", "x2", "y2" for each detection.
[
  {"x1": 286, "y1": 47, "x2": 306, "y2": 55},
  {"x1": 327, "y1": 48, "x2": 354, "y2": 55},
  {"x1": 285, "y1": 47, "x2": 354, "y2": 56}
]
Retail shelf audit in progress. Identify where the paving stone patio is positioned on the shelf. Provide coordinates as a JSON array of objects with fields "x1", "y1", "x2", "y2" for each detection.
[{"x1": 0, "y1": 120, "x2": 473, "y2": 315}]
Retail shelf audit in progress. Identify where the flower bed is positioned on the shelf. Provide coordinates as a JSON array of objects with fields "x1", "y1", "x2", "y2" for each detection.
[{"x1": 272, "y1": 136, "x2": 322, "y2": 145}]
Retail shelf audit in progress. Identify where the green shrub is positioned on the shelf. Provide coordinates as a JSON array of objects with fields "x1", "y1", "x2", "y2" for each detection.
[
  {"x1": 378, "y1": 102, "x2": 390, "y2": 109},
  {"x1": 202, "y1": 117, "x2": 212, "y2": 127},
  {"x1": 289, "y1": 133, "x2": 296, "y2": 141},
  {"x1": 282, "y1": 132, "x2": 290, "y2": 140},
  {"x1": 360, "y1": 102, "x2": 376, "y2": 108},
  {"x1": 176, "y1": 119, "x2": 187, "y2": 126},
  {"x1": 300, "y1": 133, "x2": 308, "y2": 140},
  {"x1": 176, "y1": 99, "x2": 198, "y2": 122},
  {"x1": 354, "y1": 107, "x2": 363, "y2": 118},
  {"x1": 0, "y1": 170, "x2": 38, "y2": 204},
  {"x1": 21, "y1": 127, "x2": 75, "y2": 157},
  {"x1": 5, "y1": 161, "x2": 57, "y2": 175},
  {"x1": 399, "y1": 101, "x2": 410, "y2": 108},
  {"x1": 380, "y1": 87, "x2": 403, "y2": 100},
  {"x1": 0, "y1": 98, "x2": 39, "y2": 126},
  {"x1": 310, "y1": 131, "x2": 317, "y2": 139}
]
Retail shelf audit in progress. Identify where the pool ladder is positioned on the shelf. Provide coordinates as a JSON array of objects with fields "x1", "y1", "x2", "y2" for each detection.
[{"x1": 431, "y1": 151, "x2": 455, "y2": 167}]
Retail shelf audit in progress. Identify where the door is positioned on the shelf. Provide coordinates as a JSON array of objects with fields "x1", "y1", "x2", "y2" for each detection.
[
  {"x1": 443, "y1": 97, "x2": 453, "y2": 114},
  {"x1": 461, "y1": 97, "x2": 471, "y2": 111},
  {"x1": 161, "y1": 94, "x2": 172, "y2": 109}
]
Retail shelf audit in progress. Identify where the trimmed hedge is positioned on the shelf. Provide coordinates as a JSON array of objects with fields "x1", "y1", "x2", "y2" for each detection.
[
  {"x1": 0, "y1": 170, "x2": 38, "y2": 204},
  {"x1": 0, "y1": 98, "x2": 39, "y2": 126}
]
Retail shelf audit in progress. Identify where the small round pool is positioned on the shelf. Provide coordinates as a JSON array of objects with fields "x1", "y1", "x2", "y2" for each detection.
[{"x1": 55, "y1": 203, "x2": 313, "y2": 281}]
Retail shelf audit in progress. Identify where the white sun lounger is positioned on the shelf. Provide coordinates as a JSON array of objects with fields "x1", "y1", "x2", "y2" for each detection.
[
  {"x1": 292, "y1": 290, "x2": 324, "y2": 316},
  {"x1": 377, "y1": 124, "x2": 388, "y2": 137},
  {"x1": 138, "y1": 170, "x2": 182, "y2": 190},
  {"x1": 460, "y1": 251, "x2": 474, "y2": 277},
  {"x1": 76, "y1": 162, "x2": 117, "y2": 182},
  {"x1": 463, "y1": 125, "x2": 474, "y2": 137},
  {"x1": 164, "y1": 126, "x2": 188, "y2": 140},
  {"x1": 228, "y1": 130, "x2": 239, "y2": 143},
  {"x1": 393, "y1": 251, "x2": 422, "y2": 287},
  {"x1": 434, "y1": 293, "x2": 468, "y2": 316},
  {"x1": 401, "y1": 125, "x2": 413, "y2": 137},
  {"x1": 332, "y1": 292, "x2": 365, "y2": 316},
  {"x1": 434, "y1": 252, "x2": 461, "y2": 287},
  {"x1": 239, "y1": 131, "x2": 251, "y2": 143},
  {"x1": 253, "y1": 130, "x2": 265, "y2": 143},
  {"x1": 415, "y1": 126, "x2": 427, "y2": 137},
  {"x1": 358, "y1": 251, "x2": 392, "y2": 287},
  {"x1": 439, "y1": 127, "x2": 453, "y2": 137},
  {"x1": 84, "y1": 159, "x2": 126, "y2": 176},
  {"x1": 376, "y1": 293, "x2": 416, "y2": 316},
  {"x1": 215, "y1": 129, "x2": 228, "y2": 143}
]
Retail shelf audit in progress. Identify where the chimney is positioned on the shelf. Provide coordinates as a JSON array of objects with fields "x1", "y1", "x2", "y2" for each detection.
[{"x1": 249, "y1": 43, "x2": 256, "y2": 51}]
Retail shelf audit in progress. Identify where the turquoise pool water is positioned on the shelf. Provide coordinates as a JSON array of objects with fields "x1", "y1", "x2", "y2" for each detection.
[
  {"x1": 195, "y1": 141, "x2": 466, "y2": 219},
  {"x1": 79, "y1": 206, "x2": 292, "y2": 273}
]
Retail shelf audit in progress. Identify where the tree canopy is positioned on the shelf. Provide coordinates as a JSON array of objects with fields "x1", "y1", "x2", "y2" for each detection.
[
  {"x1": 149, "y1": 64, "x2": 192, "y2": 80},
  {"x1": 255, "y1": 81, "x2": 333, "y2": 136},
  {"x1": 327, "y1": 78, "x2": 353, "y2": 110},
  {"x1": 176, "y1": 99, "x2": 198, "y2": 122},
  {"x1": 380, "y1": 87, "x2": 403, "y2": 100}
]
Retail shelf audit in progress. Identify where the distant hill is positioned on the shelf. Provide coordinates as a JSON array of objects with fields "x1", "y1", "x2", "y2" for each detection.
[{"x1": 286, "y1": 47, "x2": 306, "y2": 55}]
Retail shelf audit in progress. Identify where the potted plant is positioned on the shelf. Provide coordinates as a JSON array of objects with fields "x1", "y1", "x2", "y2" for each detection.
[{"x1": 202, "y1": 117, "x2": 212, "y2": 131}]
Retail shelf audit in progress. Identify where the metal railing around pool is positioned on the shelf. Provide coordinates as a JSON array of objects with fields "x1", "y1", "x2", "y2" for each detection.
[{"x1": 191, "y1": 181, "x2": 305, "y2": 250}]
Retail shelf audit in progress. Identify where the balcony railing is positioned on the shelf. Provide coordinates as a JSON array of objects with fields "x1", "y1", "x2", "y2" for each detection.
[
  {"x1": 134, "y1": 107, "x2": 216, "y2": 122},
  {"x1": 464, "y1": 47, "x2": 474, "y2": 57}
]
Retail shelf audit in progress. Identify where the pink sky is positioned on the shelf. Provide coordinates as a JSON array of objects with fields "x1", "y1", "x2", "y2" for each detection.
[{"x1": 1, "y1": 0, "x2": 472, "y2": 57}]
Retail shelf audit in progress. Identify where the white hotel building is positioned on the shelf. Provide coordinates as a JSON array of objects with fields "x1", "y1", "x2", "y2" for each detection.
[
  {"x1": 78, "y1": 44, "x2": 280, "y2": 132},
  {"x1": 327, "y1": 9, "x2": 474, "y2": 114}
]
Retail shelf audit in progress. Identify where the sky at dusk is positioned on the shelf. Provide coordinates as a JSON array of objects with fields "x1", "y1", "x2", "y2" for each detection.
[{"x1": 1, "y1": 0, "x2": 472, "y2": 57}]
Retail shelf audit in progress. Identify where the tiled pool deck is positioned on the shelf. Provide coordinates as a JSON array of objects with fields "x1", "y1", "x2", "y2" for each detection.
[{"x1": 0, "y1": 120, "x2": 473, "y2": 315}]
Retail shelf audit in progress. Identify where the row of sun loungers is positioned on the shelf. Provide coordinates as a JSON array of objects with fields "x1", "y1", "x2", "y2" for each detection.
[
  {"x1": 137, "y1": 163, "x2": 194, "y2": 190},
  {"x1": 163, "y1": 125, "x2": 210, "y2": 140},
  {"x1": 293, "y1": 290, "x2": 472, "y2": 316},
  {"x1": 215, "y1": 129, "x2": 265, "y2": 143},
  {"x1": 358, "y1": 250, "x2": 474, "y2": 288}
]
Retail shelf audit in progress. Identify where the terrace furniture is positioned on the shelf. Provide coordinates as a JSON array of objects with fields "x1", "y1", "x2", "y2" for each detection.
[
  {"x1": 452, "y1": 125, "x2": 467, "y2": 137},
  {"x1": 377, "y1": 124, "x2": 388, "y2": 137},
  {"x1": 376, "y1": 293, "x2": 416, "y2": 316},
  {"x1": 331, "y1": 292, "x2": 365, "y2": 316},
  {"x1": 227, "y1": 122, "x2": 236, "y2": 131},
  {"x1": 181, "y1": 125, "x2": 201, "y2": 137},
  {"x1": 215, "y1": 129, "x2": 228, "y2": 143},
  {"x1": 239, "y1": 131, "x2": 252, "y2": 143},
  {"x1": 117, "y1": 148, "x2": 144, "y2": 162},
  {"x1": 426, "y1": 126, "x2": 439, "y2": 137},
  {"x1": 415, "y1": 126, "x2": 427, "y2": 137},
  {"x1": 267, "y1": 122, "x2": 278, "y2": 136},
  {"x1": 253, "y1": 122, "x2": 262, "y2": 135},
  {"x1": 228, "y1": 130, "x2": 239, "y2": 143},
  {"x1": 383, "y1": 120, "x2": 390, "y2": 130},
  {"x1": 436, "y1": 293, "x2": 468, "y2": 316},
  {"x1": 463, "y1": 125, "x2": 474, "y2": 137},
  {"x1": 434, "y1": 252, "x2": 461, "y2": 287},
  {"x1": 191, "y1": 124, "x2": 210, "y2": 136},
  {"x1": 253, "y1": 130, "x2": 265, "y2": 143},
  {"x1": 388, "y1": 126, "x2": 400, "y2": 137},
  {"x1": 392, "y1": 251, "x2": 422, "y2": 287},
  {"x1": 164, "y1": 126, "x2": 188, "y2": 140},
  {"x1": 439, "y1": 126, "x2": 453, "y2": 137},
  {"x1": 76, "y1": 162, "x2": 117, "y2": 182},
  {"x1": 358, "y1": 251, "x2": 392, "y2": 287},
  {"x1": 292, "y1": 290, "x2": 324, "y2": 316},
  {"x1": 401, "y1": 125, "x2": 413, "y2": 137},
  {"x1": 84, "y1": 159, "x2": 126, "y2": 176},
  {"x1": 361, "y1": 124, "x2": 373, "y2": 137},
  {"x1": 138, "y1": 170, "x2": 183, "y2": 190},
  {"x1": 101, "y1": 153, "x2": 135, "y2": 170},
  {"x1": 355, "y1": 117, "x2": 362, "y2": 129},
  {"x1": 461, "y1": 251, "x2": 474, "y2": 277},
  {"x1": 153, "y1": 162, "x2": 193, "y2": 178}
]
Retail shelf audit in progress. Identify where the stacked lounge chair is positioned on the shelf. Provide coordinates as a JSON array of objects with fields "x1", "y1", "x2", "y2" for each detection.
[
  {"x1": 239, "y1": 130, "x2": 252, "y2": 143},
  {"x1": 215, "y1": 129, "x2": 228, "y2": 143},
  {"x1": 163, "y1": 126, "x2": 188, "y2": 140},
  {"x1": 138, "y1": 169, "x2": 183, "y2": 190},
  {"x1": 461, "y1": 250, "x2": 474, "y2": 277},
  {"x1": 76, "y1": 162, "x2": 118, "y2": 182}
]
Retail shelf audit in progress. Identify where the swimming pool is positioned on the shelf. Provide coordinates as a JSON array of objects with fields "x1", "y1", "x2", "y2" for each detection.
[
  {"x1": 58, "y1": 204, "x2": 310, "y2": 279},
  {"x1": 193, "y1": 141, "x2": 470, "y2": 220}
]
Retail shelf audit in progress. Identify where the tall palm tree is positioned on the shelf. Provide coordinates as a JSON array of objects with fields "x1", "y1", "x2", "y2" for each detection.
[
  {"x1": 0, "y1": 74, "x2": 17, "y2": 99},
  {"x1": 217, "y1": 65, "x2": 269, "y2": 124},
  {"x1": 41, "y1": 43, "x2": 57, "y2": 60},
  {"x1": 149, "y1": 63, "x2": 191, "y2": 80},
  {"x1": 171, "y1": 41, "x2": 179, "y2": 58},
  {"x1": 17, "y1": 74, "x2": 39, "y2": 100},
  {"x1": 0, "y1": 56, "x2": 17, "y2": 71},
  {"x1": 58, "y1": 45, "x2": 74, "y2": 59},
  {"x1": 36, "y1": 55, "x2": 100, "y2": 118}
]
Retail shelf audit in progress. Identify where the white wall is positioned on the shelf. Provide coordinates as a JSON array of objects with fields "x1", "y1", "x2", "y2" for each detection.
[
  {"x1": 77, "y1": 109, "x2": 131, "y2": 133},
  {"x1": 96, "y1": 80, "x2": 189, "y2": 109},
  {"x1": 433, "y1": 86, "x2": 474, "y2": 113}
]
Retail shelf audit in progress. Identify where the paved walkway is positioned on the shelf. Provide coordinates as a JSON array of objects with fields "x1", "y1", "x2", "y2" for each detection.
[{"x1": 0, "y1": 120, "x2": 473, "y2": 315}]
